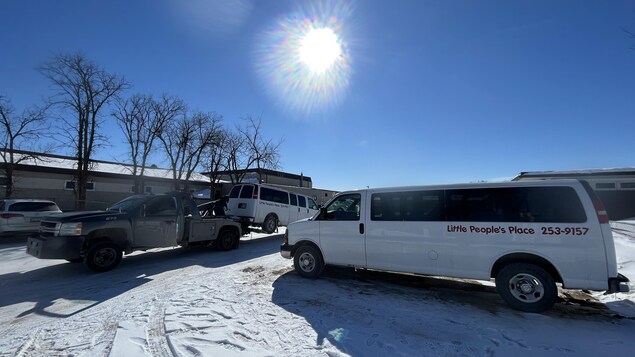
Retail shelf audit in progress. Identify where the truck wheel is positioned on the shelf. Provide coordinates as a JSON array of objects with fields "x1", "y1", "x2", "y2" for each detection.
[
  {"x1": 84, "y1": 242, "x2": 122, "y2": 272},
  {"x1": 495, "y1": 263, "x2": 557, "y2": 313},
  {"x1": 216, "y1": 230, "x2": 238, "y2": 251},
  {"x1": 263, "y1": 214, "x2": 278, "y2": 234},
  {"x1": 293, "y1": 245, "x2": 324, "y2": 279}
]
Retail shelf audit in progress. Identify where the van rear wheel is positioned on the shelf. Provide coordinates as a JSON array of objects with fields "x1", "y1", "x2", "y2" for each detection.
[
  {"x1": 294, "y1": 245, "x2": 324, "y2": 279},
  {"x1": 496, "y1": 263, "x2": 557, "y2": 313},
  {"x1": 263, "y1": 214, "x2": 278, "y2": 234}
]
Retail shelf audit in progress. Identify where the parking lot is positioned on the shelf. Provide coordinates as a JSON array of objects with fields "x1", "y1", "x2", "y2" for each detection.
[{"x1": 1, "y1": 230, "x2": 634, "y2": 356}]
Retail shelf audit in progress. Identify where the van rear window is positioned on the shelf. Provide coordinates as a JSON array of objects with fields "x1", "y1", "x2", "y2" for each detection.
[
  {"x1": 229, "y1": 185, "x2": 242, "y2": 198},
  {"x1": 371, "y1": 187, "x2": 587, "y2": 223},
  {"x1": 239, "y1": 185, "x2": 254, "y2": 198}
]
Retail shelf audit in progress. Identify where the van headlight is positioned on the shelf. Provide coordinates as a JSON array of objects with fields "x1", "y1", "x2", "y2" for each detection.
[{"x1": 59, "y1": 222, "x2": 83, "y2": 236}]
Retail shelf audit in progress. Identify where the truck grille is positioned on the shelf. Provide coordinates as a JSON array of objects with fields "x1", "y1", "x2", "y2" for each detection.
[{"x1": 39, "y1": 221, "x2": 59, "y2": 237}]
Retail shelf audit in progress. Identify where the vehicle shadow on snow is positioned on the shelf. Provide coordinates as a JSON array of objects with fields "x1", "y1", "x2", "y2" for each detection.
[
  {"x1": 271, "y1": 266, "x2": 633, "y2": 350},
  {"x1": 0, "y1": 234, "x2": 282, "y2": 319},
  {"x1": 0, "y1": 235, "x2": 29, "y2": 246}
]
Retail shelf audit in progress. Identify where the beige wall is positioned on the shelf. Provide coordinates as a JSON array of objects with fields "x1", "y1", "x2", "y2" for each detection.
[{"x1": 4, "y1": 170, "x2": 210, "y2": 211}]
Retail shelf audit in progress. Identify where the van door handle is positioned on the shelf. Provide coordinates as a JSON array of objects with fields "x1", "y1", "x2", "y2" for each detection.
[{"x1": 359, "y1": 223, "x2": 364, "y2": 234}]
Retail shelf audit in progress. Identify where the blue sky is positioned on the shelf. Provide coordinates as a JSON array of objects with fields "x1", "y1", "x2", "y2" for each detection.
[{"x1": 1, "y1": 0, "x2": 634, "y2": 191}]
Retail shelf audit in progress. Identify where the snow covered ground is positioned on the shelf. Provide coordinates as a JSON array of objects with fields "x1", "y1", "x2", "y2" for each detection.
[{"x1": 0, "y1": 226, "x2": 634, "y2": 357}]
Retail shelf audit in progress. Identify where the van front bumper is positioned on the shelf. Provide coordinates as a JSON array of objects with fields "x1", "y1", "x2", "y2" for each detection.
[
  {"x1": 608, "y1": 274, "x2": 630, "y2": 293},
  {"x1": 280, "y1": 243, "x2": 292, "y2": 259}
]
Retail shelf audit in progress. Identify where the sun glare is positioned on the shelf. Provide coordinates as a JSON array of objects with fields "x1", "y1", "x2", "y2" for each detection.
[
  {"x1": 299, "y1": 28, "x2": 342, "y2": 74},
  {"x1": 254, "y1": 1, "x2": 353, "y2": 114}
]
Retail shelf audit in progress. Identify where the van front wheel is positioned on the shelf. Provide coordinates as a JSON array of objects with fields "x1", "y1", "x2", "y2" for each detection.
[
  {"x1": 294, "y1": 245, "x2": 324, "y2": 279},
  {"x1": 496, "y1": 263, "x2": 557, "y2": 313}
]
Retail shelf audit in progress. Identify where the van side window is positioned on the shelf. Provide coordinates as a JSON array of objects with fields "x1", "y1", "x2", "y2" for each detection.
[
  {"x1": 325, "y1": 194, "x2": 360, "y2": 221},
  {"x1": 523, "y1": 187, "x2": 587, "y2": 223},
  {"x1": 307, "y1": 198, "x2": 318, "y2": 210},
  {"x1": 239, "y1": 185, "x2": 254, "y2": 199},
  {"x1": 261, "y1": 187, "x2": 290, "y2": 204},
  {"x1": 445, "y1": 187, "x2": 586, "y2": 223},
  {"x1": 298, "y1": 196, "x2": 306, "y2": 208},
  {"x1": 229, "y1": 185, "x2": 242, "y2": 198},
  {"x1": 371, "y1": 191, "x2": 443, "y2": 221},
  {"x1": 290, "y1": 194, "x2": 298, "y2": 206}
]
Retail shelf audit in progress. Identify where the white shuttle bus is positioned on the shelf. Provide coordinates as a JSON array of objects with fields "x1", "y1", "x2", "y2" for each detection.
[
  {"x1": 228, "y1": 183, "x2": 319, "y2": 234},
  {"x1": 280, "y1": 180, "x2": 630, "y2": 312}
]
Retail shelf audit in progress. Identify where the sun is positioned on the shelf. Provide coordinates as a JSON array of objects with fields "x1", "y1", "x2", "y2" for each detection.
[
  {"x1": 298, "y1": 27, "x2": 342, "y2": 74},
  {"x1": 255, "y1": 3, "x2": 353, "y2": 114}
]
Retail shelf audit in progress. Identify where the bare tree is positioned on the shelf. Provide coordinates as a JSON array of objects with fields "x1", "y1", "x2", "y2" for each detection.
[
  {"x1": 183, "y1": 111, "x2": 223, "y2": 192},
  {"x1": 113, "y1": 94, "x2": 167, "y2": 194},
  {"x1": 38, "y1": 52, "x2": 130, "y2": 210},
  {"x1": 202, "y1": 127, "x2": 229, "y2": 199},
  {"x1": 0, "y1": 96, "x2": 51, "y2": 198},
  {"x1": 238, "y1": 115, "x2": 282, "y2": 183},
  {"x1": 157, "y1": 108, "x2": 222, "y2": 191},
  {"x1": 224, "y1": 130, "x2": 248, "y2": 184}
]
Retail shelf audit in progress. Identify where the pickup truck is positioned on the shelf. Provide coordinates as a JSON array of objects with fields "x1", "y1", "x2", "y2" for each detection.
[{"x1": 26, "y1": 192, "x2": 242, "y2": 272}]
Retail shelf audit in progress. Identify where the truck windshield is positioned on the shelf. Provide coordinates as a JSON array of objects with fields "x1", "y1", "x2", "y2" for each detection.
[{"x1": 108, "y1": 196, "x2": 148, "y2": 213}]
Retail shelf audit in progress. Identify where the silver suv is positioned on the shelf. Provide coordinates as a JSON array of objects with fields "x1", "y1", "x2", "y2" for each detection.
[{"x1": 0, "y1": 199, "x2": 62, "y2": 237}]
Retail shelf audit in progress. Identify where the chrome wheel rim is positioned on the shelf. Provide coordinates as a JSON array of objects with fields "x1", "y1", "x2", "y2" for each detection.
[
  {"x1": 265, "y1": 219, "x2": 275, "y2": 232},
  {"x1": 509, "y1": 273, "x2": 544, "y2": 303},
  {"x1": 298, "y1": 252, "x2": 315, "y2": 272}
]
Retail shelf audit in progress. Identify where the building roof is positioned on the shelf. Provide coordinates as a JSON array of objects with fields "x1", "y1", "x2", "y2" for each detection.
[
  {"x1": 209, "y1": 168, "x2": 312, "y2": 183},
  {"x1": 513, "y1": 168, "x2": 635, "y2": 181},
  {"x1": 1, "y1": 149, "x2": 219, "y2": 184}
]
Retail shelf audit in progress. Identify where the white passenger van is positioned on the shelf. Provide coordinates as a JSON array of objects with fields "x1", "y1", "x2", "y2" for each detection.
[
  {"x1": 280, "y1": 180, "x2": 630, "y2": 312},
  {"x1": 228, "y1": 183, "x2": 319, "y2": 234}
]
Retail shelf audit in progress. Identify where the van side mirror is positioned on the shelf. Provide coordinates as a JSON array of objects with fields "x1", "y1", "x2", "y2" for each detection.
[{"x1": 319, "y1": 207, "x2": 327, "y2": 220}]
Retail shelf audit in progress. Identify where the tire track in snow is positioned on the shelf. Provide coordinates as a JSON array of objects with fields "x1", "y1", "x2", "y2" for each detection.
[{"x1": 146, "y1": 295, "x2": 172, "y2": 356}]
